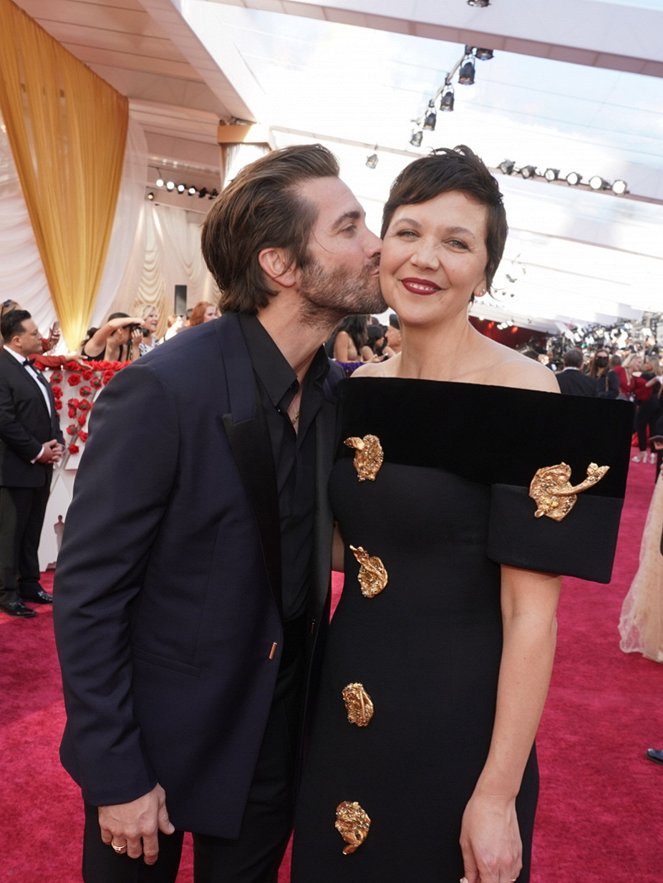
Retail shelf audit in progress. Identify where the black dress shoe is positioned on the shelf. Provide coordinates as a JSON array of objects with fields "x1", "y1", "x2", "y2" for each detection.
[
  {"x1": 20, "y1": 589, "x2": 53, "y2": 604},
  {"x1": 0, "y1": 600, "x2": 37, "y2": 618},
  {"x1": 646, "y1": 748, "x2": 663, "y2": 765}
]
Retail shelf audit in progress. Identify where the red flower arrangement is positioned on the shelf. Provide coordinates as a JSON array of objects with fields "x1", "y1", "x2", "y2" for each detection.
[{"x1": 33, "y1": 356, "x2": 131, "y2": 457}]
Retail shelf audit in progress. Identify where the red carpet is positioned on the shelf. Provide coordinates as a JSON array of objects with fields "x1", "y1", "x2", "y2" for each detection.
[{"x1": 0, "y1": 459, "x2": 659, "y2": 881}]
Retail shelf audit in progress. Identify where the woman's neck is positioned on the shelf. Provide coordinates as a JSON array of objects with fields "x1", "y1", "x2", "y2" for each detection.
[{"x1": 395, "y1": 317, "x2": 483, "y2": 382}]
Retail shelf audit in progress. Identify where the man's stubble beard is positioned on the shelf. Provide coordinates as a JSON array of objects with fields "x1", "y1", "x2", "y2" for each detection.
[{"x1": 297, "y1": 258, "x2": 386, "y2": 331}]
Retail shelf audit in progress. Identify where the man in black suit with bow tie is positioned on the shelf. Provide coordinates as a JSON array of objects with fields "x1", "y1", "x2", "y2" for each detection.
[
  {"x1": 54, "y1": 144, "x2": 384, "y2": 882},
  {"x1": 0, "y1": 309, "x2": 64, "y2": 617}
]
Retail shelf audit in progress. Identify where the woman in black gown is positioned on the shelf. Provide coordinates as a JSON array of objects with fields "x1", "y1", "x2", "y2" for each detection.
[{"x1": 292, "y1": 146, "x2": 632, "y2": 882}]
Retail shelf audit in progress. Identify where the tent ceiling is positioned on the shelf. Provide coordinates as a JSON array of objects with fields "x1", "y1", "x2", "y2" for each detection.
[{"x1": 9, "y1": 0, "x2": 663, "y2": 332}]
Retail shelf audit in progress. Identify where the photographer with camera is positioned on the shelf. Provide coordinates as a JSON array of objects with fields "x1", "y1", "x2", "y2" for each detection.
[{"x1": 81, "y1": 312, "x2": 143, "y2": 363}]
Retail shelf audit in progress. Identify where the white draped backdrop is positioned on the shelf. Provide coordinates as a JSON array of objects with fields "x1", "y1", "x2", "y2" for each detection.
[
  {"x1": 0, "y1": 109, "x2": 219, "y2": 567},
  {"x1": 0, "y1": 110, "x2": 218, "y2": 345}
]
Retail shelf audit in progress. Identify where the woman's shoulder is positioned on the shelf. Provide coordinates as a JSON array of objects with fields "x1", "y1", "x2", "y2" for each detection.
[{"x1": 476, "y1": 338, "x2": 559, "y2": 393}]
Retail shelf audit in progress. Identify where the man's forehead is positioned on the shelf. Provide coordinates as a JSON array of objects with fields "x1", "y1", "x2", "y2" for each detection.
[{"x1": 300, "y1": 176, "x2": 361, "y2": 220}]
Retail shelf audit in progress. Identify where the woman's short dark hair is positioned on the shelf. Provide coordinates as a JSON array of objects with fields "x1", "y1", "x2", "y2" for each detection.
[
  {"x1": 381, "y1": 145, "x2": 508, "y2": 291},
  {"x1": 201, "y1": 144, "x2": 340, "y2": 314}
]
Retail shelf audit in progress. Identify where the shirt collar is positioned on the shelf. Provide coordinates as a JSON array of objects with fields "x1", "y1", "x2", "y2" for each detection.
[
  {"x1": 5, "y1": 346, "x2": 26, "y2": 365},
  {"x1": 238, "y1": 313, "x2": 329, "y2": 408}
]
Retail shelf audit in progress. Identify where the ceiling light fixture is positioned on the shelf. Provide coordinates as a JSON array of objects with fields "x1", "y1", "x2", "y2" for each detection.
[
  {"x1": 458, "y1": 51, "x2": 476, "y2": 85},
  {"x1": 176, "y1": 183, "x2": 186, "y2": 193},
  {"x1": 439, "y1": 83, "x2": 455, "y2": 112},
  {"x1": 365, "y1": 149, "x2": 379, "y2": 169},
  {"x1": 498, "y1": 159, "x2": 515, "y2": 175},
  {"x1": 588, "y1": 175, "x2": 608, "y2": 191},
  {"x1": 565, "y1": 172, "x2": 582, "y2": 186},
  {"x1": 155, "y1": 176, "x2": 164, "y2": 188},
  {"x1": 612, "y1": 179, "x2": 628, "y2": 195},
  {"x1": 474, "y1": 48, "x2": 494, "y2": 60},
  {"x1": 519, "y1": 165, "x2": 537, "y2": 179},
  {"x1": 544, "y1": 168, "x2": 559, "y2": 181},
  {"x1": 467, "y1": 0, "x2": 490, "y2": 6},
  {"x1": 422, "y1": 101, "x2": 437, "y2": 131},
  {"x1": 147, "y1": 191, "x2": 155, "y2": 201},
  {"x1": 409, "y1": 129, "x2": 424, "y2": 148},
  {"x1": 188, "y1": 185, "x2": 197, "y2": 196},
  {"x1": 165, "y1": 180, "x2": 175, "y2": 191}
]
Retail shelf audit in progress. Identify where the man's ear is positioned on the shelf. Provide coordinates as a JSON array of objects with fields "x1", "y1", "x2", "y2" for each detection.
[{"x1": 258, "y1": 248, "x2": 296, "y2": 288}]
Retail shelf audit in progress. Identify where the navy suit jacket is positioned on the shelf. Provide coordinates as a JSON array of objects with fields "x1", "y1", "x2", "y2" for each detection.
[
  {"x1": 54, "y1": 314, "x2": 339, "y2": 837},
  {"x1": 0, "y1": 347, "x2": 62, "y2": 487}
]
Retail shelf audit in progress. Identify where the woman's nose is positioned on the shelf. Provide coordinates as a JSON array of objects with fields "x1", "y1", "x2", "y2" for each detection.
[{"x1": 410, "y1": 239, "x2": 439, "y2": 268}]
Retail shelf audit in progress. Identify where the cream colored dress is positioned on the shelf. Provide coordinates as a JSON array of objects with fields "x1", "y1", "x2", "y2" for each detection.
[{"x1": 619, "y1": 472, "x2": 663, "y2": 661}]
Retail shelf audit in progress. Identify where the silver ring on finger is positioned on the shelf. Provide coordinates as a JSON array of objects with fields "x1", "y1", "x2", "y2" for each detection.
[{"x1": 111, "y1": 842, "x2": 127, "y2": 854}]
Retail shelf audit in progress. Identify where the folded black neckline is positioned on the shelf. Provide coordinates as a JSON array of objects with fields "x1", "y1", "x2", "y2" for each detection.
[{"x1": 337, "y1": 377, "x2": 633, "y2": 499}]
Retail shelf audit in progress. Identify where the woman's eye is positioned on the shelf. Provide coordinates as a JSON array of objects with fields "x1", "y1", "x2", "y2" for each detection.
[
  {"x1": 448, "y1": 239, "x2": 468, "y2": 249},
  {"x1": 396, "y1": 229, "x2": 417, "y2": 238}
]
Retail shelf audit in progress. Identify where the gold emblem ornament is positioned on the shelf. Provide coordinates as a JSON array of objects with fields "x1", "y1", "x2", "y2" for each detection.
[
  {"x1": 529, "y1": 462, "x2": 609, "y2": 521},
  {"x1": 335, "y1": 801, "x2": 371, "y2": 855},
  {"x1": 344, "y1": 435, "x2": 384, "y2": 481},
  {"x1": 350, "y1": 545, "x2": 388, "y2": 597},
  {"x1": 342, "y1": 682, "x2": 374, "y2": 727}
]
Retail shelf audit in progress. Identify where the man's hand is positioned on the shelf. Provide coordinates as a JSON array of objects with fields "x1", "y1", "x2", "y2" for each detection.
[
  {"x1": 36, "y1": 440, "x2": 64, "y2": 463},
  {"x1": 98, "y1": 784, "x2": 175, "y2": 864}
]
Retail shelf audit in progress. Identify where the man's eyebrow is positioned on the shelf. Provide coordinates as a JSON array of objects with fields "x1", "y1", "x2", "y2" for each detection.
[{"x1": 330, "y1": 209, "x2": 361, "y2": 231}]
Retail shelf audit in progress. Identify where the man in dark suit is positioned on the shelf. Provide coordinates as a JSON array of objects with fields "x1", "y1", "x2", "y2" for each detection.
[
  {"x1": 54, "y1": 144, "x2": 384, "y2": 882},
  {"x1": 0, "y1": 309, "x2": 63, "y2": 617},
  {"x1": 555, "y1": 348, "x2": 598, "y2": 396}
]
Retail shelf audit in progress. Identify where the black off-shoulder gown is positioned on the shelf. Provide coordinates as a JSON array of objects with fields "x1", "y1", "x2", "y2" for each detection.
[{"x1": 292, "y1": 379, "x2": 633, "y2": 883}]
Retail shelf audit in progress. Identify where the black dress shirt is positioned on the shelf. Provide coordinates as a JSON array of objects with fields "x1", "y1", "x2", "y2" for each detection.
[{"x1": 238, "y1": 313, "x2": 329, "y2": 621}]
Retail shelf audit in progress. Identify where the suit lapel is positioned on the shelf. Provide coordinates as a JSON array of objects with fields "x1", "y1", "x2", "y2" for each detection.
[
  {"x1": 309, "y1": 368, "x2": 343, "y2": 618},
  {"x1": 216, "y1": 316, "x2": 283, "y2": 618}
]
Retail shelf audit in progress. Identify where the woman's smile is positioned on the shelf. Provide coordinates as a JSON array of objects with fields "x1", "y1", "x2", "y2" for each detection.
[{"x1": 399, "y1": 276, "x2": 442, "y2": 296}]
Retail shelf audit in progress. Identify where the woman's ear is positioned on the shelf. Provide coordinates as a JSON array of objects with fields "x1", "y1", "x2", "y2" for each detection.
[{"x1": 258, "y1": 248, "x2": 296, "y2": 288}]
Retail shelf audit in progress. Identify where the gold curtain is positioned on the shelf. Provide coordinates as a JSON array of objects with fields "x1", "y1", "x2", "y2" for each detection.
[{"x1": 0, "y1": 0, "x2": 128, "y2": 350}]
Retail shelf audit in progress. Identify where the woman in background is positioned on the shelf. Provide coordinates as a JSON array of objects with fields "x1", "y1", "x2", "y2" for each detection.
[
  {"x1": 81, "y1": 312, "x2": 142, "y2": 362},
  {"x1": 188, "y1": 300, "x2": 220, "y2": 327},
  {"x1": 136, "y1": 304, "x2": 161, "y2": 356}
]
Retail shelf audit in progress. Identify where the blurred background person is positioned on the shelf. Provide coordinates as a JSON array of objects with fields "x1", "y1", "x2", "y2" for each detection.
[
  {"x1": 328, "y1": 315, "x2": 373, "y2": 362},
  {"x1": 188, "y1": 300, "x2": 220, "y2": 327},
  {"x1": 0, "y1": 309, "x2": 64, "y2": 617},
  {"x1": 610, "y1": 353, "x2": 631, "y2": 400},
  {"x1": 81, "y1": 312, "x2": 142, "y2": 362},
  {"x1": 555, "y1": 348, "x2": 597, "y2": 396},
  {"x1": 631, "y1": 359, "x2": 662, "y2": 463},
  {"x1": 136, "y1": 304, "x2": 162, "y2": 356},
  {"x1": 590, "y1": 348, "x2": 619, "y2": 399},
  {"x1": 383, "y1": 311, "x2": 402, "y2": 356}
]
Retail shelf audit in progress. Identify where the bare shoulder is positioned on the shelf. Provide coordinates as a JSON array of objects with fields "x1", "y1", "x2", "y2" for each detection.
[{"x1": 492, "y1": 352, "x2": 560, "y2": 393}]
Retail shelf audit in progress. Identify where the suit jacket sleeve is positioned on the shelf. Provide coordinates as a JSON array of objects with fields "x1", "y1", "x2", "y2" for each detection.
[
  {"x1": 0, "y1": 372, "x2": 43, "y2": 461},
  {"x1": 54, "y1": 362, "x2": 180, "y2": 805}
]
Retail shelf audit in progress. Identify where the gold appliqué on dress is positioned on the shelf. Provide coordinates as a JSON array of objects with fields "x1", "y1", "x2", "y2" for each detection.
[
  {"x1": 342, "y1": 683, "x2": 374, "y2": 727},
  {"x1": 344, "y1": 435, "x2": 384, "y2": 481},
  {"x1": 335, "y1": 801, "x2": 371, "y2": 855},
  {"x1": 350, "y1": 545, "x2": 388, "y2": 597},
  {"x1": 529, "y1": 462, "x2": 609, "y2": 521}
]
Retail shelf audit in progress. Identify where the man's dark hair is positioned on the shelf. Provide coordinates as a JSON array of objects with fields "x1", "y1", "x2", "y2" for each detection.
[
  {"x1": 388, "y1": 313, "x2": 400, "y2": 330},
  {"x1": 1, "y1": 309, "x2": 31, "y2": 343},
  {"x1": 381, "y1": 145, "x2": 507, "y2": 291},
  {"x1": 201, "y1": 144, "x2": 340, "y2": 314},
  {"x1": 563, "y1": 348, "x2": 584, "y2": 369}
]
